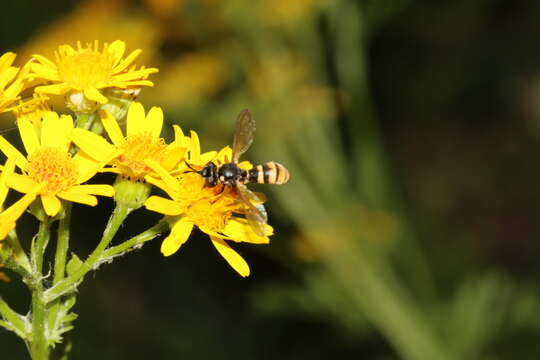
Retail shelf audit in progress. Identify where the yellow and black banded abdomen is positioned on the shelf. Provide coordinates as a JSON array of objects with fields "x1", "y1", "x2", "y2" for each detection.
[{"x1": 248, "y1": 162, "x2": 290, "y2": 184}]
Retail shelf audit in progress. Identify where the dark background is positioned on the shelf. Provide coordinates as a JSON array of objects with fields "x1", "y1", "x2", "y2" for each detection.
[{"x1": 3, "y1": 0, "x2": 540, "y2": 359}]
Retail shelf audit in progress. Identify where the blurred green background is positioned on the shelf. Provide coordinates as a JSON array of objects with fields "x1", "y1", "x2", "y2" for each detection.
[{"x1": 3, "y1": 0, "x2": 540, "y2": 359}]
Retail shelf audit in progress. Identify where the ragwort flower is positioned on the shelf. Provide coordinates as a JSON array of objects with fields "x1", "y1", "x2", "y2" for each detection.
[
  {"x1": 145, "y1": 144, "x2": 273, "y2": 277},
  {"x1": 11, "y1": 94, "x2": 51, "y2": 131},
  {"x1": 0, "y1": 111, "x2": 118, "y2": 234},
  {"x1": 0, "y1": 157, "x2": 34, "y2": 240},
  {"x1": 71, "y1": 102, "x2": 186, "y2": 181},
  {"x1": 0, "y1": 52, "x2": 25, "y2": 113},
  {"x1": 30, "y1": 40, "x2": 158, "y2": 104}
]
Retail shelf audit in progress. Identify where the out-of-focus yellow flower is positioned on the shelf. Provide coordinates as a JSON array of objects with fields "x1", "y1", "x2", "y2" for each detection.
[
  {"x1": 144, "y1": 145, "x2": 273, "y2": 277},
  {"x1": 258, "y1": 0, "x2": 320, "y2": 27},
  {"x1": 148, "y1": 52, "x2": 226, "y2": 109},
  {"x1": 0, "y1": 52, "x2": 25, "y2": 113},
  {"x1": 30, "y1": 40, "x2": 158, "y2": 105},
  {"x1": 0, "y1": 111, "x2": 118, "y2": 234},
  {"x1": 12, "y1": 94, "x2": 51, "y2": 131},
  {"x1": 71, "y1": 102, "x2": 186, "y2": 181}
]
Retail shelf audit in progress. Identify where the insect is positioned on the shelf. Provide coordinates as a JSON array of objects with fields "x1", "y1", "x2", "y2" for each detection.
[{"x1": 197, "y1": 109, "x2": 290, "y2": 236}]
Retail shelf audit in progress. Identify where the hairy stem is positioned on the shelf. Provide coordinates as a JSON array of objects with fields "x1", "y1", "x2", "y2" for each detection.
[
  {"x1": 44, "y1": 204, "x2": 132, "y2": 303},
  {"x1": 29, "y1": 217, "x2": 52, "y2": 360},
  {"x1": 102, "y1": 219, "x2": 167, "y2": 259},
  {"x1": 48, "y1": 203, "x2": 72, "y2": 331}
]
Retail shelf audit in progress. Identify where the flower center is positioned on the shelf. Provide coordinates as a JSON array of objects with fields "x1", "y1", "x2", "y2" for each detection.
[
  {"x1": 174, "y1": 173, "x2": 239, "y2": 232},
  {"x1": 26, "y1": 147, "x2": 79, "y2": 194},
  {"x1": 56, "y1": 46, "x2": 113, "y2": 89},
  {"x1": 117, "y1": 132, "x2": 167, "y2": 180},
  {"x1": 186, "y1": 199, "x2": 231, "y2": 232}
]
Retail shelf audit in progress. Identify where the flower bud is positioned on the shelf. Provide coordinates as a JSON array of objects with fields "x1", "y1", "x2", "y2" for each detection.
[{"x1": 113, "y1": 176, "x2": 152, "y2": 210}]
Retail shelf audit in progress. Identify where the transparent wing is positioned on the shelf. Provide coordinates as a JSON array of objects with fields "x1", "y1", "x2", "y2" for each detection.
[
  {"x1": 236, "y1": 183, "x2": 268, "y2": 237},
  {"x1": 231, "y1": 109, "x2": 255, "y2": 163}
]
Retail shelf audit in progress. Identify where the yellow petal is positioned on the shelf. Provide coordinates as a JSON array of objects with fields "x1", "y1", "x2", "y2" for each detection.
[
  {"x1": 161, "y1": 218, "x2": 193, "y2": 256},
  {"x1": 0, "y1": 52, "x2": 16, "y2": 69},
  {"x1": 199, "y1": 151, "x2": 218, "y2": 165},
  {"x1": 108, "y1": 40, "x2": 126, "y2": 67},
  {"x1": 0, "y1": 192, "x2": 37, "y2": 238},
  {"x1": 35, "y1": 83, "x2": 68, "y2": 95},
  {"x1": 100, "y1": 109, "x2": 125, "y2": 146},
  {"x1": 0, "y1": 157, "x2": 15, "y2": 206},
  {"x1": 29, "y1": 63, "x2": 59, "y2": 81},
  {"x1": 7, "y1": 173, "x2": 39, "y2": 194},
  {"x1": 83, "y1": 87, "x2": 108, "y2": 104},
  {"x1": 173, "y1": 125, "x2": 186, "y2": 147},
  {"x1": 161, "y1": 145, "x2": 186, "y2": 171},
  {"x1": 41, "y1": 194, "x2": 61, "y2": 216},
  {"x1": 145, "y1": 159, "x2": 179, "y2": 193},
  {"x1": 17, "y1": 118, "x2": 40, "y2": 155},
  {"x1": 58, "y1": 190, "x2": 97, "y2": 206},
  {"x1": 0, "y1": 136, "x2": 27, "y2": 169},
  {"x1": 31, "y1": 54, "x2": 56, "y2": 69},
  {"x1": 145, "y1": 196, "x2": 183, "y2": 216},
  {"x1": 146, "y1": 106, "x2": 163, "y2": 138},
  {"x1": 0, "y1": 220, "x2": 15, "y2": 240},
  {"x1": 71, "y1": 128, "x2": 117, "y2": 162},
  {"x1": 0, "y1": 67, "x2": 18, "y2": 89},
  {"x1": 72, "y1": 151, "x2": 102, "y2": 183},
  {"x1": 217, "y1": 146, "x2": 233, "y2": 163},
  {"x1": 189, "y1": 130, "x2": 201, "y2": 163},
  {"x1": 144, "y1": 176, "x2": 176, "y2": 200},
  {"x1": 112, "y1": 49, "x2": 142, "y2": 73},
  {"x1": 221, "y1": 218, "x2": 272, "y2": 244},
  {"x1": 126, "y1": 102, "x2": 145, "y2": 137},
  {"x1": 210, "y1": 236, "x2": 250, "y2": 277},
  {"x1": 70, "y1": 184, "x2": 114, "y2": 197},
  {"x1": 41, "y1": 112, "x2": 73, "y2": 151}
]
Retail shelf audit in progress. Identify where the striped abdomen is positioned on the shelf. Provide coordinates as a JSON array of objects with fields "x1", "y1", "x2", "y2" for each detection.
[{"x1": 248, "y1": 161, "x2": 290, "y2": 184}]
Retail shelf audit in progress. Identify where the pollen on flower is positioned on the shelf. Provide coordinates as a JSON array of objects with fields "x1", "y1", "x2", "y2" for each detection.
[
  {"x1": 186, "y1": 199, "x2": 231, "y2": 232},
  {"x1": 174, "y1": 172, "x2": 240, "y2": 232},
  {"x1": 56, "y1": 42, "x2": 115, "y2": 89},
  {"x1": 26, "y1": 147, "x2": 79, "y2": 194},
  {"x1": 116, "y1": 132, "x2": 167, "y2": 179},
  {"x1": 173, "y1": 172, "x2": 218, "y2": 206}
]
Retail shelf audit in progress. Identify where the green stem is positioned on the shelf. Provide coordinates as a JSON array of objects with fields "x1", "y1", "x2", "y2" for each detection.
[
  {"x1": 32, "y1": 217, "x2": 51, "y2": 275},
  {"x1": 48, "y1": 204, "x2": 72, "y2": 332},
  {"x1": 44, "y1": 204, "x2": 132, "y2": 303},
  {"x1": 0, "y1": 297, "x2": 28, "y2": 339},
  {"x1": 53, "y1": 203, "x2": 71, "y2": 285},
  {"x1": 101, "y1": 219, "x2": 168, "y2": 259},
  {"x1": 28, "y1": 216, "x2": 52, "y2": 360},
  {"x1": 30, "y1": 287, "x2": 48, "y2": 360}
]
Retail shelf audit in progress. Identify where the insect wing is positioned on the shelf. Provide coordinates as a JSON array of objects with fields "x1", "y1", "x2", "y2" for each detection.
[
  {"x1": 237, "y1": 184, "x2": 268, "y2": 237},
  {"x1": 231, "y1": 109, "x2": 255, "y2": 163}
]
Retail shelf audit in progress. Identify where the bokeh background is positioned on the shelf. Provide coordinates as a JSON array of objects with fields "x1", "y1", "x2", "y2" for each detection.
[{"x1": 2, "y1": 0, "x2": 540, "y2": 359}]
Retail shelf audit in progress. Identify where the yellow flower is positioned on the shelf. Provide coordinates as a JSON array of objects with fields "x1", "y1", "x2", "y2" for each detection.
[
  {"x1": 144, "y1": 145, "x2": 273, "y2": 277},
  {"x1": 71, "y1": 102, "x2": 186, "y2": 181},
  {"x1": 0, "y1": 111, "x2": 118, "y2": 235},
  {"x1": 11, "y1": 94, "x2": 51, "y2": 131},
  {"x1": 0, "y1": 157, "x2": 33, "y2": 240},
  {"x1": 30, "y1": 40, "x2": 158, "y2": 104},
  {"x1": 0, "y1": 52, "x2": 25, "y2": 113}
]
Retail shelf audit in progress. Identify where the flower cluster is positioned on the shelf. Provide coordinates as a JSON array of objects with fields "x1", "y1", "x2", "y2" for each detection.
[{"x1": 0, "y1": 40, "x2": 274, "y2": 276}]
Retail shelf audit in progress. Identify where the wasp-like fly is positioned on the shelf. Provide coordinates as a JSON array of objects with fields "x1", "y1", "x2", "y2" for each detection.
[{"x1": 197, "y1": 109, "x2": 290, "y2": 236}]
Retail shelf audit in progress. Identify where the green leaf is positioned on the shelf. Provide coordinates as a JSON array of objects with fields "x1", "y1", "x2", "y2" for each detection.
[
  {"x1": 61, "y1": 312, "x2": 78, "y2": 323},
  {"x1": 66, "y1": 254, "x2": 83, "y2": 276}
]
